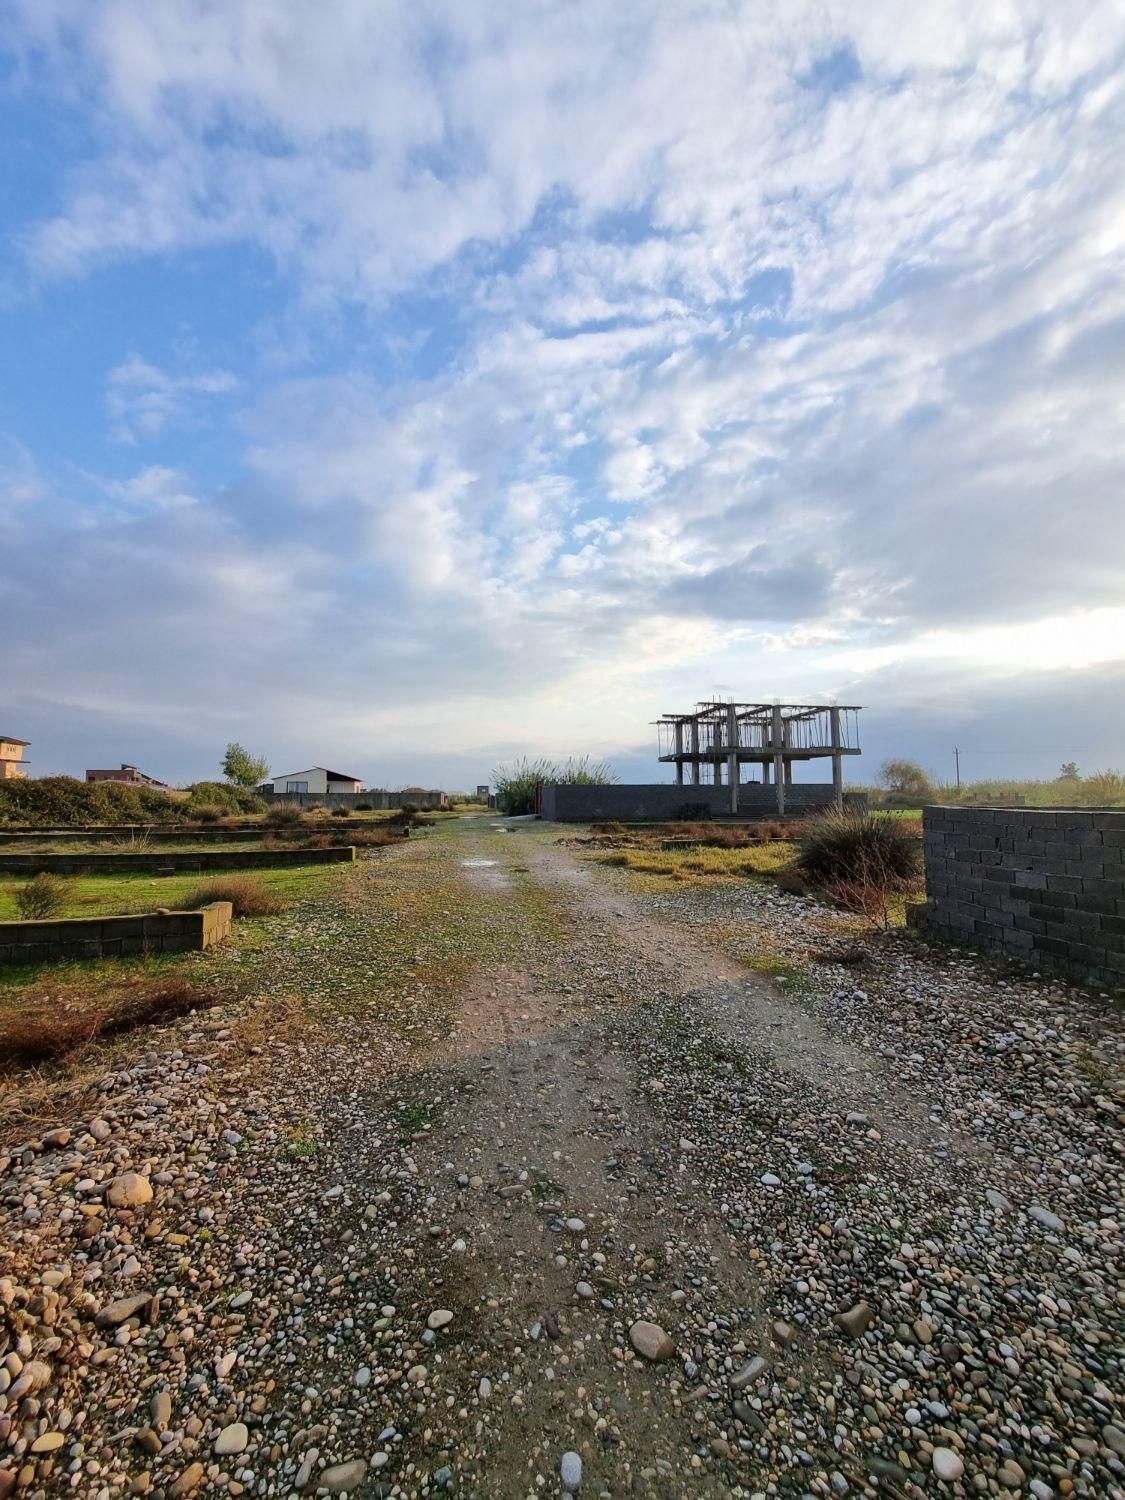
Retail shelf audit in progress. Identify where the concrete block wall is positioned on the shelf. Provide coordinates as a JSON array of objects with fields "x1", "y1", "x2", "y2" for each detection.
[
  {"x1": 261, "y1": 790, "x2": 447, "y2": 810},
  {"x1": 0, "y1": 901, "x2": 232, "y2": 966},
  {"x1": 0, "y1": 845, "x2": 357, "y2": 875},
  {"x1": 909, "y1": 807, "x2": 1125, "y2": 988},
  {"x1": 539, "y1": 783, "x2": 865, "y2": 822}
]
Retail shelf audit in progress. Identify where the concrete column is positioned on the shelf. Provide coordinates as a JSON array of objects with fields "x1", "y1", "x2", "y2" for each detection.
[
  {"x1": 674, "y1": 721, "x2": 684, "y2": 786},
  {"x1": 772, "y1": 704, "x2": 785, "y2": 815},
  {"x1": 690, "y1": 720, "x2": 700, "y2": 785},
  {"x1": 726, "y1": 702, "x2": 739, "y2": 815},
  {"x1": 830, "y1": 707, "x2": 843, "y2": 810}
]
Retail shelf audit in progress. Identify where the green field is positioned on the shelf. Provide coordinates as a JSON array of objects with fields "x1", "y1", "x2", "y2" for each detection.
[{"x1": 0, "y1": 862, "x2": 344, "y2": 922}]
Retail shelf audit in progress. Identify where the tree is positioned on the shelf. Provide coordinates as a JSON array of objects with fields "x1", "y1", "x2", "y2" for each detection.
[
  {"x1": 1058, "y1": 762, "x2": 1079, "y2": 780},
  {"x1": 878, "y1": 758, "x2": 934, "y2": 801},
  {"x1": 222, "y1": 742, "x2": 270, "y2": 788}
]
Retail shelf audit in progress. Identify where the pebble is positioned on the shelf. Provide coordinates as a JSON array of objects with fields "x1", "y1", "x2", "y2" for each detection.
[
  {"x1": 320, "y1": 1458, "x2": 367, "y2": 1492},
  {"x1": 105, "y1": 1172, "x2": 153, "y2": 1208},
  {"x1": 215, "y1": 1421, "x2": 248, "y2": 1456},
  {"x1": 560, "y1": 1449, "x2": 583, "y2": 1492},
  {"x1": 628, "y1": 1320, "x2": 675, "y2": 1361},
  {"x1": 933, "y1": 1448, "x2": 965, "y2": 1482}
]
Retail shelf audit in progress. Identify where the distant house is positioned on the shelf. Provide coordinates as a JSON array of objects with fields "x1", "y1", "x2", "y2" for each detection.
[
  {"x1": 0, "y1": 736, "x2": 29, "y2": 781},
  {"x1": 267, "y1": 767, "x2": 363, "y2": 795},
  {"x1": 86, "y1": 763, "x2": 169, "y2": 788}
]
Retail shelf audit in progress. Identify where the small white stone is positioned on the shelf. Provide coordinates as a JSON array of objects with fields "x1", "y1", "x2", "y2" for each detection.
[{"x1": 932, "y1": 1447, "x2": 964, "y2": 1483}]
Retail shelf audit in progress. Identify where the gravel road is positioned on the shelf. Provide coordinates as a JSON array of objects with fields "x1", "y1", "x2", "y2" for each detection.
[{"x1": 1, "y1": 816, "x2": 1122, "y2": 1500}]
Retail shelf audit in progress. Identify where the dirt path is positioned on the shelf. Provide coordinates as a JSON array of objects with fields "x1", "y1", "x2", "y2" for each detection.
[{"x1": 2, "y1": 816, "x2": 1122, "y2": 1500}]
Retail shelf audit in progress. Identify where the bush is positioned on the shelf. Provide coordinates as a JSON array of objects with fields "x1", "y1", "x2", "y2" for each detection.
[
  {"x1": 0, "y1": 776, "x2": 180, "y2": 828},
  {"x1": 330, "y1": 806, "x2": 352, "y2": 818},
  {"x1": 192, "y1": 804, "x2": 224, "y2": 825},
  {"x1": 354, "y1": 801, "x2": 373, "y2": 812},
  {"x1": 184, "y1": 782, "x2": 265, "y2": 816},
  {"x1": 14, "y1": 872, "x2": 70, "y2": 919},
  {"x1": 181, "y1": 876, "x2": 285, "y2": 917},
  {"x1": 264, "y1": 806, "x2": 305, "y2": 829},
  {"x1": 797, "y1": 809, "x2": 921, "y2": 888}
]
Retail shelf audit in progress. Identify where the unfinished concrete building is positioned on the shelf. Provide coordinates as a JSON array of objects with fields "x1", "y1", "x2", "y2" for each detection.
[{"x1": 656, "y1": 700, "x2": 861, "y2": 815}]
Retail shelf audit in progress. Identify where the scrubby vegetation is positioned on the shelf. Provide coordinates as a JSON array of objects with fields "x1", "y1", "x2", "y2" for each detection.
[
  {"x1": 264, "y1": 805, "x2": 306, "y2": 829},
  {"x1": 0, "y1": 979, "x2": 209, "y2": 1070},
  {"x1": 796, "y1": 808, "x2": 922, "y2": 923},
  {"x1": 13, "y1": 872, "x2": 70, "y2": 920},
  {"x1": 861, "y1": 767, "x2": 1125, "y2": 810},
  {"x1": 181, "y1": 875, "x2": 286, "y2": 917},
  {"x1": 0, "y1": 776, "x2": 264, "y2": 827},
  {"x1": 492, "y1": 755, "x2": 617, "y2": 815}
]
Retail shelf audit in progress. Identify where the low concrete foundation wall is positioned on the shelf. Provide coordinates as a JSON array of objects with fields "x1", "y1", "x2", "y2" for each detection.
[
  {"x1": 539, "y1": 783, "x2": 864, "y2": 822},
  {"x1": 0, "y1": 846, "x2": 356, "y2": 875},
  {"x1": 261, "y1": 790, "x2": 447, "y2": 810},
  {"x1": 0, "y1": 828, "x2": 264, "y2": 846},
  {"x1": 0, "y1": 901, "x2": 232, "y2": 966},
  {"x1": 908, "y1": 807, "x2": 1125, "y2": 988}
]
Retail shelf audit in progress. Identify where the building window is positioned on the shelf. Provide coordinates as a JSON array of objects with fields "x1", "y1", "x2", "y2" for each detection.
[{"x1": 286, "y1": 781, "x2": 309, "y2": 793}]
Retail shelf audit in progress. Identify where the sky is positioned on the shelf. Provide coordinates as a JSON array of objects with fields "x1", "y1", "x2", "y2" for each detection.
[{"x1": 2, "y1": 1, "x2": 1124, "y2": 792}]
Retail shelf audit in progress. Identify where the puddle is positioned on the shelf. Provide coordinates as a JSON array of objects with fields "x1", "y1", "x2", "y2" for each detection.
[{"x1": 462, "y1": 858, "x2": 498, "y2": 868}]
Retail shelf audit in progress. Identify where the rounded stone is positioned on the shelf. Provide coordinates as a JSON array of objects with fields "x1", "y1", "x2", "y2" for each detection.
[
  {"x1": 560, "y1": 1450, "x2": 582, "y2": 1493},
  {"x1": 214, "y1": 1422, "x2": 248, "y2": 1456},
  {"x1": 106, "y1": 1173, "x2": 153, "y2": 1209},
  {"x1": 933, "y1": 1448, "x2": 965, "y2": 1483},
  {"x1": 628, "y1": 1320, "x2": 674, "y2": 1362}
]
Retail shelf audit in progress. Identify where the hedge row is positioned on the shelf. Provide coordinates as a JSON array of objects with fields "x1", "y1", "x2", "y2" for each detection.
[{"x1": 0, "y1": 777, "x2": 265, "y2": 827}]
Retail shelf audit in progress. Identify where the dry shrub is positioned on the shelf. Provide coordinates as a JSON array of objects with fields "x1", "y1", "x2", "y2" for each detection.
[
  {"x1": 797, "y1": 809, "x2": 921, "y2": 924},
  {"x1": 775, "y1": 868, "x2": 810, "y2": 896},
  {"x1": 591, "y1": 822, "x2": 627, "y2": 836},
  {"x1": 349, "y1": 828, "x2": 407, "y2": 848},
  {"x1": 181, "y1": 876, "x2": 285, "y2": 917},
  {"x1": 14, "y1": 872, "x2": 70, "y2": 920},
  {"x1": 0, "y1": 980, "x2": 210, "y2": 1071},
  {"x1": 330, "y1": 806, "x2": 352, "y2": 818},
  {"x1": 191, "y1": 804, "x2": 224, "y2": 825},
  {"x1": 264, "y1": 806, "x2": 305, "y2": 830}
]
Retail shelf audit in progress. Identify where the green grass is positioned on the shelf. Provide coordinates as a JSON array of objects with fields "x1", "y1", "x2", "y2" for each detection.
[
  {"x1": 592, "y1": 841, "x2": 798, "y2": 887},
  {"x1": 0, "y1": 863, "x2": 342, "y2": 921}
]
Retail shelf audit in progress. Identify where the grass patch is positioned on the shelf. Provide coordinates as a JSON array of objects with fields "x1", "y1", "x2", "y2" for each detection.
[
  {"x1": 592, "y1": 842, "x2": 798, "y2": 887},
  {"x1": 400, "y1": 1098, "x2": 439, "y2": 1133},
  {"x1": 0, "y1": 863, "x2": 342, "y2": 922},
  {"x1": 284, "y1": 1121, "x2": 320, "y2": 1159}
]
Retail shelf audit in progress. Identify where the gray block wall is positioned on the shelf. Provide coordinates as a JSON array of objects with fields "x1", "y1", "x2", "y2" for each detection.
[
  {"x1": 0, "y1": 901, "x2": 232, "y2": 966},
  {"x1": 0, "y1": 845, "x2": 357, "y2": 875},
  {"x1": 539, "y1": 783, "x2": 864, "y2": 821},
  {"x1": 260, "y1": 790, "x2": 446, "y2": 810},
  {"x1": 909, "y1": 807, "x2": 1125, "y2": 988}
]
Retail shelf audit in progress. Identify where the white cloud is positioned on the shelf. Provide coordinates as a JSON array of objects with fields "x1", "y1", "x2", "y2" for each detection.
[
  {"x1": 106, "y1": 355, "x2": 237, "y2": 442},
  {"x1": 3, "y1": 2, "x2": 1125, "y2": 780}
]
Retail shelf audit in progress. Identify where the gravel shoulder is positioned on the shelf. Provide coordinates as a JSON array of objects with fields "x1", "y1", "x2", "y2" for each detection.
[{"x1": 1, "y1": 816, "x2": 1122, "y2": 1500}]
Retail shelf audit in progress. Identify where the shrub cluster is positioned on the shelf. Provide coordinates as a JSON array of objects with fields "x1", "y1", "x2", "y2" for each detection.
[
  {"x1": 796, "y1": 809, "x2": 922, "y2": 921},
  {"x1": 181, "y1": 876, "x2": 285, "y2": 917},
  {"x1": 13, "y1": 871, "x2": 71, "y2": 920},
  {"x1": 0, "y1": 776, "x2": 264, "y2": 827}
]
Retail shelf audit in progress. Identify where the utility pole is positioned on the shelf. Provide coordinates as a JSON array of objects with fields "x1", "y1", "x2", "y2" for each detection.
[{"x1": 954, "y1": 747, "x2": 961, "y2": 789}]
